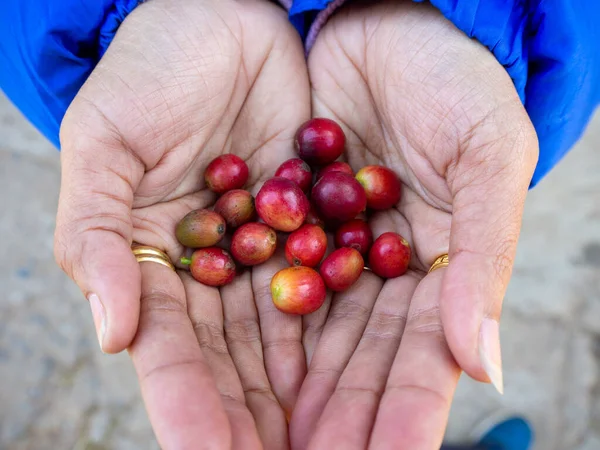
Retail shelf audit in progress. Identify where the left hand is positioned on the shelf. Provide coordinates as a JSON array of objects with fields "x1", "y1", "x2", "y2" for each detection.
[
  {"x1": 290, "y1": 1, "x2": 539, "y2": 448},
  {"x1": 54, "y1": 0, "x2": 311, "y2": 446}
]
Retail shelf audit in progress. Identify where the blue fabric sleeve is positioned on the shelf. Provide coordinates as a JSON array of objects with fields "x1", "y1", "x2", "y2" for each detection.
[
  {"x1": 1, "y1": 0, "x2": 599, "y2": 189},
  {"x1": 416, "y1": 0, "x2": 600, "y2": 187},
  {"x1": 290, "y1": 0, "x2": 600, "y2": 188},
  {"x1": 0, "y1": 0, "x2": 144, "y2": 149}
]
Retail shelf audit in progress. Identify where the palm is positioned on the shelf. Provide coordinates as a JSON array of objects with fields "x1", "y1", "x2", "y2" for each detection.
[
  {"x1": 306, "y1": 1, "x2": 516, "y2": 267},
  {"x1": 290, "y1": 2, "x2": 538, "y2": 449},
  {"x1": 72, "y1": 1, "x2": 309, "y2": 253},
  {"x1": 56, "y1": 0, "x2": 310, "y2": 448}
]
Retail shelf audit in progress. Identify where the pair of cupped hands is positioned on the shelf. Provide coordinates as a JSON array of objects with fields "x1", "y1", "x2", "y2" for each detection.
[{"x1": 54, "y1": 0, "x2": 538, "y2": 448}]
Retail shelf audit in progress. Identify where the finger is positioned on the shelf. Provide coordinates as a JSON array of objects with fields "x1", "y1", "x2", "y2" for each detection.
[
  {"x1": 55, "y1": 111, "x2": 145, "y2": 353},
  {"x1": 369, "y1": 270, "x2": 461, "y2": 450},
  {"x1": 442, "y1": 105, "x2": 538, "y2": 391},
  {"x1": 290, "y1": 272, "x2": 383, "y2": 450},
  {"x1": 183, "y1": 272, "x2": 263, "y2": 450},
  {"x1": 252, "y1": 248, "x2": 307, "y2": 417},
  {"x1": 301, "y1": 290, "x2": 333, "y2": 367},
  {"x1": 301, "y1": 237, "x2": 336, "y2": 366},
  {"x1": 128, "y1": 261, "x2": 231, "y2": 449},
  {"x1": 221, "y1": 270, "x2": 289, "y2": 449},
  {"x1": 307, "y1": 273, "x2": 419, "y2": 450}
]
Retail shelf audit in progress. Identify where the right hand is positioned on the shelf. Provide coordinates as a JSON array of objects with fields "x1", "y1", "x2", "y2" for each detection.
[
  {"x1": 54, "y1": 0, "x2": 310, "y2": 447},
  {"x1": 290, "y1": 2, "x2": 538, "y2": 449}
]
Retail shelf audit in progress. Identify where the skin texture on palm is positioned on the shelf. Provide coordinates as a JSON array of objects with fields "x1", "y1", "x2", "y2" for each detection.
[
  {"x1": 55, "y1": 0, "x2": 312, "y2": 447},
  {"x1": 290, "y1": 1, "x2": 538, "y2": 449}
]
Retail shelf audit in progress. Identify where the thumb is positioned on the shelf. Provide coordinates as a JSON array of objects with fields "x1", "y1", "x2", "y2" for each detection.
[
  {"x1": 440, "y1": 100, "x2": 538, "y2": 393},
  {"x1": 54, "y1": 106, "x2": 145, "y2": 354}
]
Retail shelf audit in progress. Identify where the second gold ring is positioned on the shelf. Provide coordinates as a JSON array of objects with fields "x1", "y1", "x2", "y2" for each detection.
[{"x1": 428, "y1": 254, "x2": 449, "y2": 273}]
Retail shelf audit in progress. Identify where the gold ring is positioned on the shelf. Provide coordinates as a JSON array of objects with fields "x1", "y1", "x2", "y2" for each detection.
[
  {"x1": 132, "y1": 244, "x2": 175, "y2": 271},
  {"x1": 428, "y1": 254, "x2": 449, "y2": 273},
  {"x1": 134, "y1": 255, "x2": 175, "y2": 270}
]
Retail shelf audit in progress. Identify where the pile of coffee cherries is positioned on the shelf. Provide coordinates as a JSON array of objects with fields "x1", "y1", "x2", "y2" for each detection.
[{"x1": 177, "y1": 118, "x2": 411, "y2": 315}]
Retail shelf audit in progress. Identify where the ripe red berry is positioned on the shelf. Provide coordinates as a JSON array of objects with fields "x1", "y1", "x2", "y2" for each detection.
[
  {"x1": 315, "y1": 161, "x2": 354, "y2": 180},
  {"x1": 204, "y1": 154, "x2": 249, "y2": 193},
  {"x1": 334, "y1": 219, "x2": 373, "y2": 256},
  {"x1": 285, "y1": 224, "x2": 328, "y2": 267},
  {"x1": 175, "y1": 209, "x2": 226, "y2": 248},
  {"x1": 231, "y1": 222, "x2": 277, "y2": 266},
  {"x1": 295, "y1": 118, "x2": 345, "y2": 166},
  {"x1": 368, "y1": 232, "x2": 411, "y2": 278},
  {"x1": 274, "y1": 158, "x2": 312, "y2": 192},
  {"x1": 213, "y1": 189, "x2": 256, "y2": 229},
  {"x1": 319, "y1": 248, "x2": 364, "y2": 292},
  {"x1": 182, "y1": 247, "x2": 236, "y2": 287},
  {"x1": 271, "y1": 266, "x2": 327, "y2": 315},
  {"x1": 311, "y1": 172, "x2": 367, "y2": 227},
  {"x1": 255, "y1": 177, "x2": 310, "y2": 232},
  {"x1": 355, "y1": 165, "x2": 402, "y2": 210}
]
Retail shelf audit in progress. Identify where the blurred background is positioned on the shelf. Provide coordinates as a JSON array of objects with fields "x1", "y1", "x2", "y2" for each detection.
[{"x1": 1, "y1": 91, "x2": 599, "y2": 450}]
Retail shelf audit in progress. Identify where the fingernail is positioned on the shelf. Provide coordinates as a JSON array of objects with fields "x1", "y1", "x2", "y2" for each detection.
[
  {"x1": 88, "y1": 293, "x2": 107, "y2": 352},
  {"x1": 479, "y1": 318, "x2": 503, "y2": 394}
]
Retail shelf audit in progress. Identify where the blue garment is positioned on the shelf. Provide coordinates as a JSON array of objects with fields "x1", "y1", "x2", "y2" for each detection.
[
  {"x1": 439, "y1": 414, "x2": 533, "y2": 450},
  {"x1": 1, "y1": 0, "x2": 599, "y2": 188},
  {"x1": 0, "y1": 0, "x2": 143, "y2": 149}
]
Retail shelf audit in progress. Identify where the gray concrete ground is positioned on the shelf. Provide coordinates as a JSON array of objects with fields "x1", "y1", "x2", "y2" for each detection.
[{"x1": 1, "y1": 91, "x2": 599, "y2": 450}]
